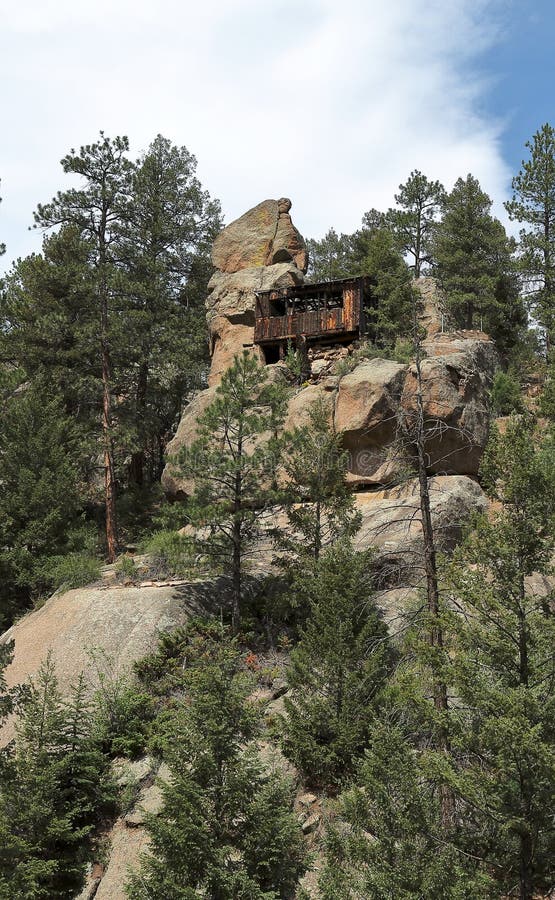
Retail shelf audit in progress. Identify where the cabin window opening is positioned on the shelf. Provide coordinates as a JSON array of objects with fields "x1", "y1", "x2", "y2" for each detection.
[{"x1": 269, "y1": 297, "x2": 287, "y2": 316}]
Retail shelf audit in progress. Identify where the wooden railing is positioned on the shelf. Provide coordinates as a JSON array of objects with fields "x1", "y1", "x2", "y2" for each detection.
[{"x1": 254, "y1": 307, "x2": 344, "y2": 343}]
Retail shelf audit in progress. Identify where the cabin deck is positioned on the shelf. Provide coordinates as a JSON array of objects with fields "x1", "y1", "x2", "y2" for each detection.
[{"x1": 254, "y1": 276, "x2": 371, "y2": 348}]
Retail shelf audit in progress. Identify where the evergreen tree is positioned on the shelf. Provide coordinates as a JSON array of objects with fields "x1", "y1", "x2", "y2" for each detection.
[
  {"x1": 0, "y1": 656, "x2": 114, "y2": 898},
  {"x1": 306, "y1": 214, "x2": 417, "y2": 346},
  {"x1": 174, "y1": 352, "x2": 288, "y2": 630},
  {"x1": 33, "y1": 133, "x2": 133, "y2": 561},
  {"x1": 505, "y1": 123, "x2": 555, "y2": 346},
  {"x1": 0, "y1": 642, "x2": 16, "y2": 727},
  {"x1": 434, "y1": 175, "x2": 524, "y2": 343},
  {"x1": 306, "y1": 228, "x2": 355, "y2": 281},
  {"x1": 0, "y1": 227, "x2": 100, "y2": 425},
  {"x1": 279, "y1": 397, "x2": 361, "y2": 563},
  {"x1": 360, "y1": 227, "x2": 419, "y2": 347},
  {"x1": 319, "y1": 718, "x2": 492, "y2": 899},
  {"x1": 117, "y1": 134, "x2": 222, "y2": 485},
  {"x1": 0, "y1": 383, "x2": 84, "y2": 625},
  {"x1": 539, "y1": 356, "x2": 555, "y2": 421},
  {"x1": 127, "y1": 631, "x2": 306, "y2": 899},
  {"x1": 444, "y1": 416, "x2": 555, "y2": 899},
  {"x1": 321, "y1": 417, "x2": 555, "y2": 898},
  {"x1": 281, "y1": 544, "x2": 393, "y2": 787},
  {"x1": 387, "y1": 169, "x2": 446, "y2": 276}
]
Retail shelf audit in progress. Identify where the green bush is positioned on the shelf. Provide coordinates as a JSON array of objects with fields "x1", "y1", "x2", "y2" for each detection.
[
  {"x1": 90, "y1": 651, "x2": 156, "y2": 759},
  {"x1": 143, "y1": 530, "x2": 196, "y2": 578},
  {"x1": 539, "y1": 360, "x2": 555, "y2": 421},
  {"x1": 490, "y1": 369, "x2": 524, "y2": 416},
  {"x1": 114, "y1": 556, "x2": 138, "y2": 583},
  {"x1": 44, "y1": 552, "x2": 102, "y2": 592}
]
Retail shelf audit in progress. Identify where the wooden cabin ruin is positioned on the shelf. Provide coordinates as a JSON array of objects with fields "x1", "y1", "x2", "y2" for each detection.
[{"x1": 254, "y1": 276, "x2": 373, "y2": 363}]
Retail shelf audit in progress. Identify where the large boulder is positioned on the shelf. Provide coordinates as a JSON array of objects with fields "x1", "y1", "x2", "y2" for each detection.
[
  {"x1": 206, "y1": 262, "x2": 303, "y2": 386},
  {"x1": 335, "y1": 359, "x2": 407, "y2": 484},
  {"x1": 161, "y1": 387, "x2": 218, "y2": 498},
  {"x1": 211, "y1": 198, "x2": 308, "y2": 275},
  {"x1": 0, "y1": 580, "x2": 215, "y2": 745},
  {"x1": 402, "y1": 334, "x2": 497, "y2": 475},
  {"x1": 354, "y1": 475, "x2": 487, "y2": 586},
  {"x1": 206, "y1": 262, "x2": 305, "y2": 326},
  {"x1": 283, "y1": 378, "x2": 337, "y2": 432}
]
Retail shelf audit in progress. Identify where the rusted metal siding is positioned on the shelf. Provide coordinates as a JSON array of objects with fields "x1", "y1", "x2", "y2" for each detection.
[
  {"x1": 254, "y1": 308, "x2": 344, "y2": 343},
  {"x1": 254, "y1": 276, "x2": 370, "y2": 345}
]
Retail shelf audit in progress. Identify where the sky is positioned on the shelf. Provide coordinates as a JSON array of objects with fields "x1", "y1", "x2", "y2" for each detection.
[{"x1": 1, "y1": 0, "x2": 554, "y2": 273}]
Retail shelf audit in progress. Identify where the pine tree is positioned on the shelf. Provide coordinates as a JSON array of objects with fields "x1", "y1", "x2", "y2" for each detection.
[
  {"x1": 0, "y1": 656, "x2": 114, "y2": 898},
  {"x1": 434, "y1": 174, "x2": 523, "y2": 342},
  {"x1": 279, "y1": 397, "x2": 361, "y2": 564},
  {"x1": 444, "y1": 416, "x2": 555, "y2": 899},
  {"x1": 387, "y1": 170, "x2": 446, "y2": 276},
  {"x1": 321, "y1": 416, "x2": 555, "y2": 898},
  {"x1": 33, "y1": 133, "x2": 133, "y2": 561},
  {"x1": 174, "y1": 352, "x2": 288, "y2": 630},
  {"x1": 360, "y1": 226, "x2": 419, "y2": 347},
  {"x1": 127, "y1": 631, "x2": 307, "y2": 899},
  {"x1": 0, "y1": 227, "x2": 100, "y2": 425},
  {"x1": 281, "y1": 543, "x2": 393, "y2": 787},
  {"x1": 505, "y1": 123, "x2": 555, "y2": 346},
  {"x1": 0, "y1": 382, "x2": 84, "y2": 625},
  {"x1": 116, "y1": 134, "x2": 222, "y2": 486},
  {"x1": 0, "y1": 642, "x2": 15, "y2": 727},
  {"x1": 306, "y1": 228, "x2": 355, "y2": 281}
]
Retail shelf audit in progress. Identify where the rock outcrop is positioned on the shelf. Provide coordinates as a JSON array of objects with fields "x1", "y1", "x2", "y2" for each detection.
[
  {"x1": 164, "y1": 331, "x2": 496, "y2": 497},
  {"x1": 403, "y1": 333, "x2": 497, "y2": 475},
  {"x1": 335, "y1": 358, "x2": 407, "y2": 483},
  {"x1": 207, "y1": 262, "x2": 303, "y2": 385},
  {"x1": 0, "y1": 579, "x2": 216, "y2": 744},
  {"x1": 204, "y1": 200, "x2": 307, "y2": 388},
  {"x1": 353, "y1": 475, "x2": 487, "y2": 585},
  {"x1": 162, "y1": 198, "x2": 496, "y2": 497},
  {"x1": 211, "y1": 198, "x2": 308, "y2": 275}
]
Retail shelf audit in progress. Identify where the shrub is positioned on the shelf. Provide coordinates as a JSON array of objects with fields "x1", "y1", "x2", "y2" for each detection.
[
  {"x1": 490, "y1": 369, "x2": 524, "y2": 416},
  {"x1": 539, "y1": 359, "x2": 555, "y2": 421},
  {"x1": 143, "y1": 530, "x2": 196, "y2": 579},
  {"x1": 114, "y1": 556, "x2": 138, "y2": 583},
  {"x1": 90, "y1": 650, "x2": 155, "y2": 759},
  {"x1": 44, "y1": 552, "x2": 102, "y2": 592}
]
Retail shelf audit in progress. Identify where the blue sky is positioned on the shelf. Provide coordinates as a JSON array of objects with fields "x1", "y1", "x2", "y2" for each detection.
[
  {"x1": 477, "y1": 2, "x2": 555, "y2": 175},
  {"x1": 1, "y1": 0, "x2": 554, "y2": 274}
]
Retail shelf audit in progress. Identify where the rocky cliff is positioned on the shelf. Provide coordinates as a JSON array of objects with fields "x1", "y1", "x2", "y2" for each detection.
[
  {"x1": 0, "y1": 198, "x2": 502, "y2": 898},
  {"x1": 162, "y1": 199, "x2": 497, "y2": 499}
]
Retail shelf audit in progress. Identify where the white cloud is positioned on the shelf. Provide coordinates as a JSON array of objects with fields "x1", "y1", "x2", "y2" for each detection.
[{"x1": 1, "y1": 0, "x2": 511, "y2": 270}]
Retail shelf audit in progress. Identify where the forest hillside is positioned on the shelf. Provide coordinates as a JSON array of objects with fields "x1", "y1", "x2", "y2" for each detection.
[{"x1": 1, "y1": 130, "x2": 555, "y2": 898}]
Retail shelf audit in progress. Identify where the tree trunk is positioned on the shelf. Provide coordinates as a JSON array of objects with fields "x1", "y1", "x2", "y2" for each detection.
[
  {"x1": 314, "y1": 499, "x2": 321, "y2": 561},
  {"x1": 100, "y1": 278, "x2": 118, "y2": 563},
  {"x1": 231, "y1": 517, "x2": 241, "y2": 634},
  {"x1": 465, "y1": 299, "x2": 474, "y2": 331},
  {"x1": 231, "y1": 430, "x2": 243, "y2": 633},
  {"x1": 129, "y1": 358, "x2": 149, "y2": 487},
  {"x1": 413, "y1": 329, "x2": 454, "y2": 829},
  {"x1": 414, "y1": 211, "x2": 422, "y2": 278}
]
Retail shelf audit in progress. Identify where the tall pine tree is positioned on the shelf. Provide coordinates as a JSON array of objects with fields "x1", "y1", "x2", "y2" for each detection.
[
  {"x1": 433, "y1": 174, "x2": 523, "y2": 346},
  {"x1": 506, "y1": 122, "x2": 555, "y2": 347},
  {"x1": 33, "y1": 133, "x2": 133, "y2": 561},
  {"x1": 387, "y1": 169, "x2": 445, "y2": 276},
  {"x1": 174, "y1": 352, "x2": 288, "y2": 631}
]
